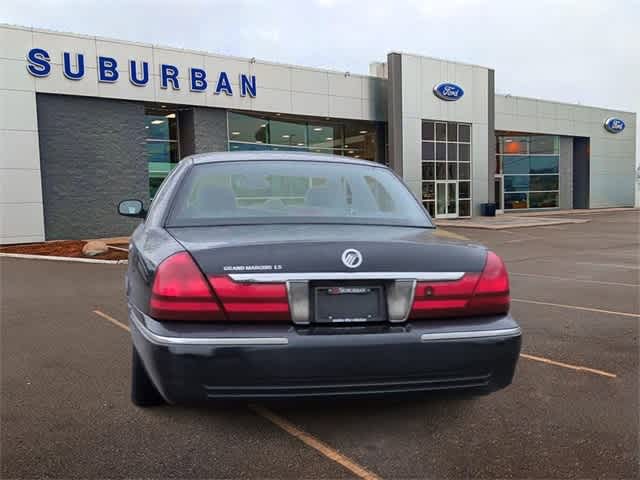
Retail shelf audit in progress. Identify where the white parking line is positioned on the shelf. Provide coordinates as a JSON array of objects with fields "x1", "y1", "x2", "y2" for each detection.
[
  {"x1": 250, "y1": 405, "x2": 382, "y2": 480},
  {"x1": 576, "y1": 261, "x2": 640, "y2": 270},
  {"x1": 93, "y1": 310, "x2": 130, "y2": 332},
  {"x1": 520, "y1": 353, "x2": 617, "y2": 378},
  {"x1": 510, "y1": 272, "x2": 639, "y2": 288},
  {"x1": 512, "y1": 299, "x2": 640, "y2": 318}
]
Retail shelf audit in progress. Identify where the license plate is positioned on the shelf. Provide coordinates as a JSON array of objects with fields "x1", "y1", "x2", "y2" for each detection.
[{"x1": 313, "y1": 286, "x2": 386, "y2": 323}]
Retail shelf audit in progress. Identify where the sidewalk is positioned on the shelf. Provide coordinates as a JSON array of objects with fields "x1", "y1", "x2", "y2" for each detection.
[
  {"x1": 508, "y1": 207, "x2": 638, "y2": 217},
  {"x1": 435, "y1": 206, "x2": 639, "y2": 230},
  {"x1": 435, "y1": 215, "x2": 589, "y2": 230}
]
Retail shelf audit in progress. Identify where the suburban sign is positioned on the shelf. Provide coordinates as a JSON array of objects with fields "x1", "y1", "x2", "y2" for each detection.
[
  {"x1": 433, "y1": 82, "x2": 464, "y2": 101},
  {"x1": 25, "y1": 47, "x2": 257, "y2": 97},
  {"x1": 603, "y1": 117, "x2": 625, "y2": 134}
]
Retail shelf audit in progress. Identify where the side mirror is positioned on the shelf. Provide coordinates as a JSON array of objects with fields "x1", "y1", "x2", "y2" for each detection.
[{"x1": 118, "y1": 199, "x2": 146, "y2": 218}]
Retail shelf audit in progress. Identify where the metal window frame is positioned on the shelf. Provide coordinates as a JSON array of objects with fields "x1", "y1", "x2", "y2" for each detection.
[{"x1": 420, "y1": 120, "x2": 473, "y2": 218}]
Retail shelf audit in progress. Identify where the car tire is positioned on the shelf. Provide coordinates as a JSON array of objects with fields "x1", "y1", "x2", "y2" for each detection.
[{"x1": 131, "y1": 346, "x2": 165, "y2": 407}]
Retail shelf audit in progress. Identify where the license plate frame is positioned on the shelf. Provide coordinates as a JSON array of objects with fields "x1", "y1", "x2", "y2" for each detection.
[{"x1": 313, "y1": 285, "x2": 387, "y2": 324}]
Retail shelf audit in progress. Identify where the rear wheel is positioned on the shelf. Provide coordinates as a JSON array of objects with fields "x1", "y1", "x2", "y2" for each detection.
[{"x1": 131, "y1": 346, "x2": 165, "y2": 407}]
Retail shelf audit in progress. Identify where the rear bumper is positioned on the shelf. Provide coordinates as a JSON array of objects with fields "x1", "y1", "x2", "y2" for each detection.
[{"x1": 129, "y1": 306, "x2": 521, "y2": 403}]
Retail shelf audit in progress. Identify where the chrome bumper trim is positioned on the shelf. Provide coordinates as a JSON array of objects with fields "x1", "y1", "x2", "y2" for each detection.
[
  {"x1": 420, "y1": 327, "x2": 522, "y2": 342},
  {"x1": 130, "y1": 313, "x2": 289, "y2": 346},
  {"x1": 229, "y1": 271, "x2": 465, "y2": 282}
]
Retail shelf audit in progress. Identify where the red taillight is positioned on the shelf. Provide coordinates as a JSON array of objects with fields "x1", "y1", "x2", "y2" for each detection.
[
  {"x1": 467, "y1": 251, "x2": 510, "y2": 315},
  {"x1": 410, "y1": 273, "x2": 481, "y2": 318},
  {"x1": 208, "y1": 276, "x2": 290, "y2": 322},
  {"x1": 150, "y1": 252, "x2": 225, "y2": 321},
  {"x1": 409, "y1": 251, "x2": 510, "y2": 319}
]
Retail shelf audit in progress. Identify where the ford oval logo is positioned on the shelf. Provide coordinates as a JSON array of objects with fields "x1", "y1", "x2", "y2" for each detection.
[
  {"x1": 341, "y1": 249, "x2": 363, "y2": 269},
  {"x1": 604, "y1": 117, "x2": 625, "y2": 134},
  {"x1": 433, "y1": 82, "x2": 464, "y2": 101}
]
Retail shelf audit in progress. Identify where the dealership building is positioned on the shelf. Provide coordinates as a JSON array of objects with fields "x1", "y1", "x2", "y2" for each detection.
[{"x1": 0, "y1": 24, "x2": 637, "y2": 244}]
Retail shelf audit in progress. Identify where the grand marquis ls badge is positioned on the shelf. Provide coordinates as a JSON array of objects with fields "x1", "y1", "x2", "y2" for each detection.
[{"x1": 341, "y1": 248, "x2": 363, "y2": 268}]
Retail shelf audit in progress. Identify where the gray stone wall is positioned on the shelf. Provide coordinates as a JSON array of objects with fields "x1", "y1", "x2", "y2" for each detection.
[
  {"x1": 559, "y1": 136, "x2": 573, "y2": 209},
  {"x1": 37, "y1": 94, "x2": 147, "y2": 240},
  {"x1": 193, "y1": 107, "x2": 227, "y2": 154}
]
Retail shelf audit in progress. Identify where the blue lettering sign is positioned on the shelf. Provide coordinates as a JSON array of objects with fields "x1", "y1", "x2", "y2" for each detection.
[
  {"x1": 160, "y1": 64, "x2": 180, "y2": 90},
  {"x1": 190, "y1": 68, "x2": 207, "y2": 92},
  {"x1": 25, "y1": 48, "x2": 257, "y2": 98},
  {"x1": 98, "y1": 56, "x2": 119, "y2": 82},
  {"x1": 129, "y1": 60, "x2": 149, "y2": 86},
  {"x1": 240, "y1": 74, "x2": 256, "y2": 97},
  {"x1": 215, "y1": 71, "x2": 233, "y2": 95},
  {"x1": 62, "y1": 52, "x2": 85, "y2": 80},
  {"x1": 26, "y1": 48, "x2": 51, "y2": 77},
  {"x1": 433, "y1": 82, "x2": 464, "y2": 101}
]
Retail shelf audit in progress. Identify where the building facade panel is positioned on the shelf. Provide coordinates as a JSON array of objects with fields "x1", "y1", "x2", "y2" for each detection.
[{"x1": 36, "y1": 94, "x2": 147, "y2": 240}]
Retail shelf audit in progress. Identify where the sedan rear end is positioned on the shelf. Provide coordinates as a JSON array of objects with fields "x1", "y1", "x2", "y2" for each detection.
[{"x1": 121, "y1": 153, "x2": 521, "y2": 405}]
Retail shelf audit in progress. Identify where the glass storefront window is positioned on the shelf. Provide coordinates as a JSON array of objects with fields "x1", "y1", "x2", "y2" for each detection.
[
  {"x1": 308, "y1": 124, "x2": 340, "y2": 150},
  {"x1": 447, "y1": 143, "x2": 457, "y2": 161},
  {"x1": 422, "y1": 142, "x2": 435, "y2": 160},
  {"x1": 146, "y1": 108, "x2": 179, "y2": 198},
  {"x1": 530, "y1": 175, "x2": 559, "y2": 191},
  {"x1": 421, "y1": 120, "x2": 472, "y2": 217},
  {"x1": 270, "y1": 120, "x2": 307, "y2": 147},
  {"x1": 530, "y1": 135, "x2": 559, "y2": 154},
  {"x1": 447, "y1": 163, "x2": 457, "y2": 180},
  {"x1": 459, "y1": 181, "x2": 471, "y2": 199},
  {"x1": 504, "y1": 175, "x2": 529, "y2": 192},
  {"x1": 227, "y1": 112, "x2": 380, "y2": 162},
  {"x1": 422, "y1": 181, "x2": 435, "y2": 201},
  {"x1": 459, "y1": 199, "x2": 471, "y2": 217},
  {"x1": 422, "y1": 122, "x2": 435, "y2": 141},
  {"x1": 458, "y1": 125, "x2": 471, "y2": 143},
  {"x1": 497, "y1": 134, "x2": 560, "y2": 210},
  {"x1": 504, "y1": 193, "x2": 528, "y2": 209},
  {"x1": 458, "y1": 144, "x2": 470, "y2": 162},
  {"x1": 459, "y1": 163, "x2": 470, "y2": 180},
  {"x1": 529, "y1": 192, "x2": 559, "y2": 208},
  {"x1": 530, "y1": 155, "x2": 559, "y2": 174},
  {"x1": 228, "y1": 112, "x2": 269, "y2": 143},
  {"x1": 423, "y1": 201, "x2": 435, "y2": 217},
  {"x1": 422, "y1": 162, "x2": 435, "y2": 180},
  {"x1": 447, "y1": 123, "x2": 458, "y2": 142},
  {"x1": 145, "y1": 113, "x2": 177, "y2": 140},
  {"x1": 503, "y1": 155, "x2": 529, "y2": 175},
  {"x1": 499, "y1": 136, "x2": 528, "y2": 154}
]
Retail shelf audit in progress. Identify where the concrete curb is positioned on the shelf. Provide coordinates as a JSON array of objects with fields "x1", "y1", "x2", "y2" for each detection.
[
  {"x1": 435, "y1": 218, "x2": 590, "y2": 230},
  {"x1": 511, "y1": 207, "x2": 639, "y2": 217},
  {"x1": 0, "y1": 253, "x2": 128, "y2": 265}
]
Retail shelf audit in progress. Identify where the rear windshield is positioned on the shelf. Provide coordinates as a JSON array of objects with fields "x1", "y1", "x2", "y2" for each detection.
[{"x1": 166, "y1": 160, "x2": 432, "y2": 228}]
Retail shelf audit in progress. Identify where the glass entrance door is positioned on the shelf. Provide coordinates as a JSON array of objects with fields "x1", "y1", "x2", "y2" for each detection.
[{"x1": 435, "y1": 181, "x2": 458, "y2": 218}]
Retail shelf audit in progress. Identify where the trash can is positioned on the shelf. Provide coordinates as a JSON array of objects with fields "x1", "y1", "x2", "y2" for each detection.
[{"x1": 480, "y1": 203, "x2": 497, "y2": 217}]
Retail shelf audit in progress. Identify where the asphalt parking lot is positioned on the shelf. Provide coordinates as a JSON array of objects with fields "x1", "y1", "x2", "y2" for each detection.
[{"x1": 1, "y1": 210, "x2": 638, "y2": 479}]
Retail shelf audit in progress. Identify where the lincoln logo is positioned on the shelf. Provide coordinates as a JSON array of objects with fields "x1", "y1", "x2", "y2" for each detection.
[
  {"x1": 341, "y1": 249, "x2": 363, "y2": 268},
  {"x1": 433, "y1": 82, "x2": 464, "y2": 101}
]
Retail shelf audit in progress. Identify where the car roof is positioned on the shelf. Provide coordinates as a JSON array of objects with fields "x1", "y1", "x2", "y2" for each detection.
[{"x1": 186, "y1": 151, "x2": 387, "y2": 168}]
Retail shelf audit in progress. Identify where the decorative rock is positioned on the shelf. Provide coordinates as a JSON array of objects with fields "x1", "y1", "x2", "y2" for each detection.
[{"x1": 82, "y1": 240, "x2": 109, "y2": 257}]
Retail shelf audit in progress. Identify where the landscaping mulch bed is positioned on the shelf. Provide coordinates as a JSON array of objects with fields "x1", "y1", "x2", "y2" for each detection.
[{"x1": 0, "y1": 240, "x2": 128, "y2": 261}]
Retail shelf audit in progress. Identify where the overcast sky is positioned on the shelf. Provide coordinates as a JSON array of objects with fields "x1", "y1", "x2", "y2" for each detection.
[{"x1": 2, "y1": 0, "x2": 638, "y2": 164}]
